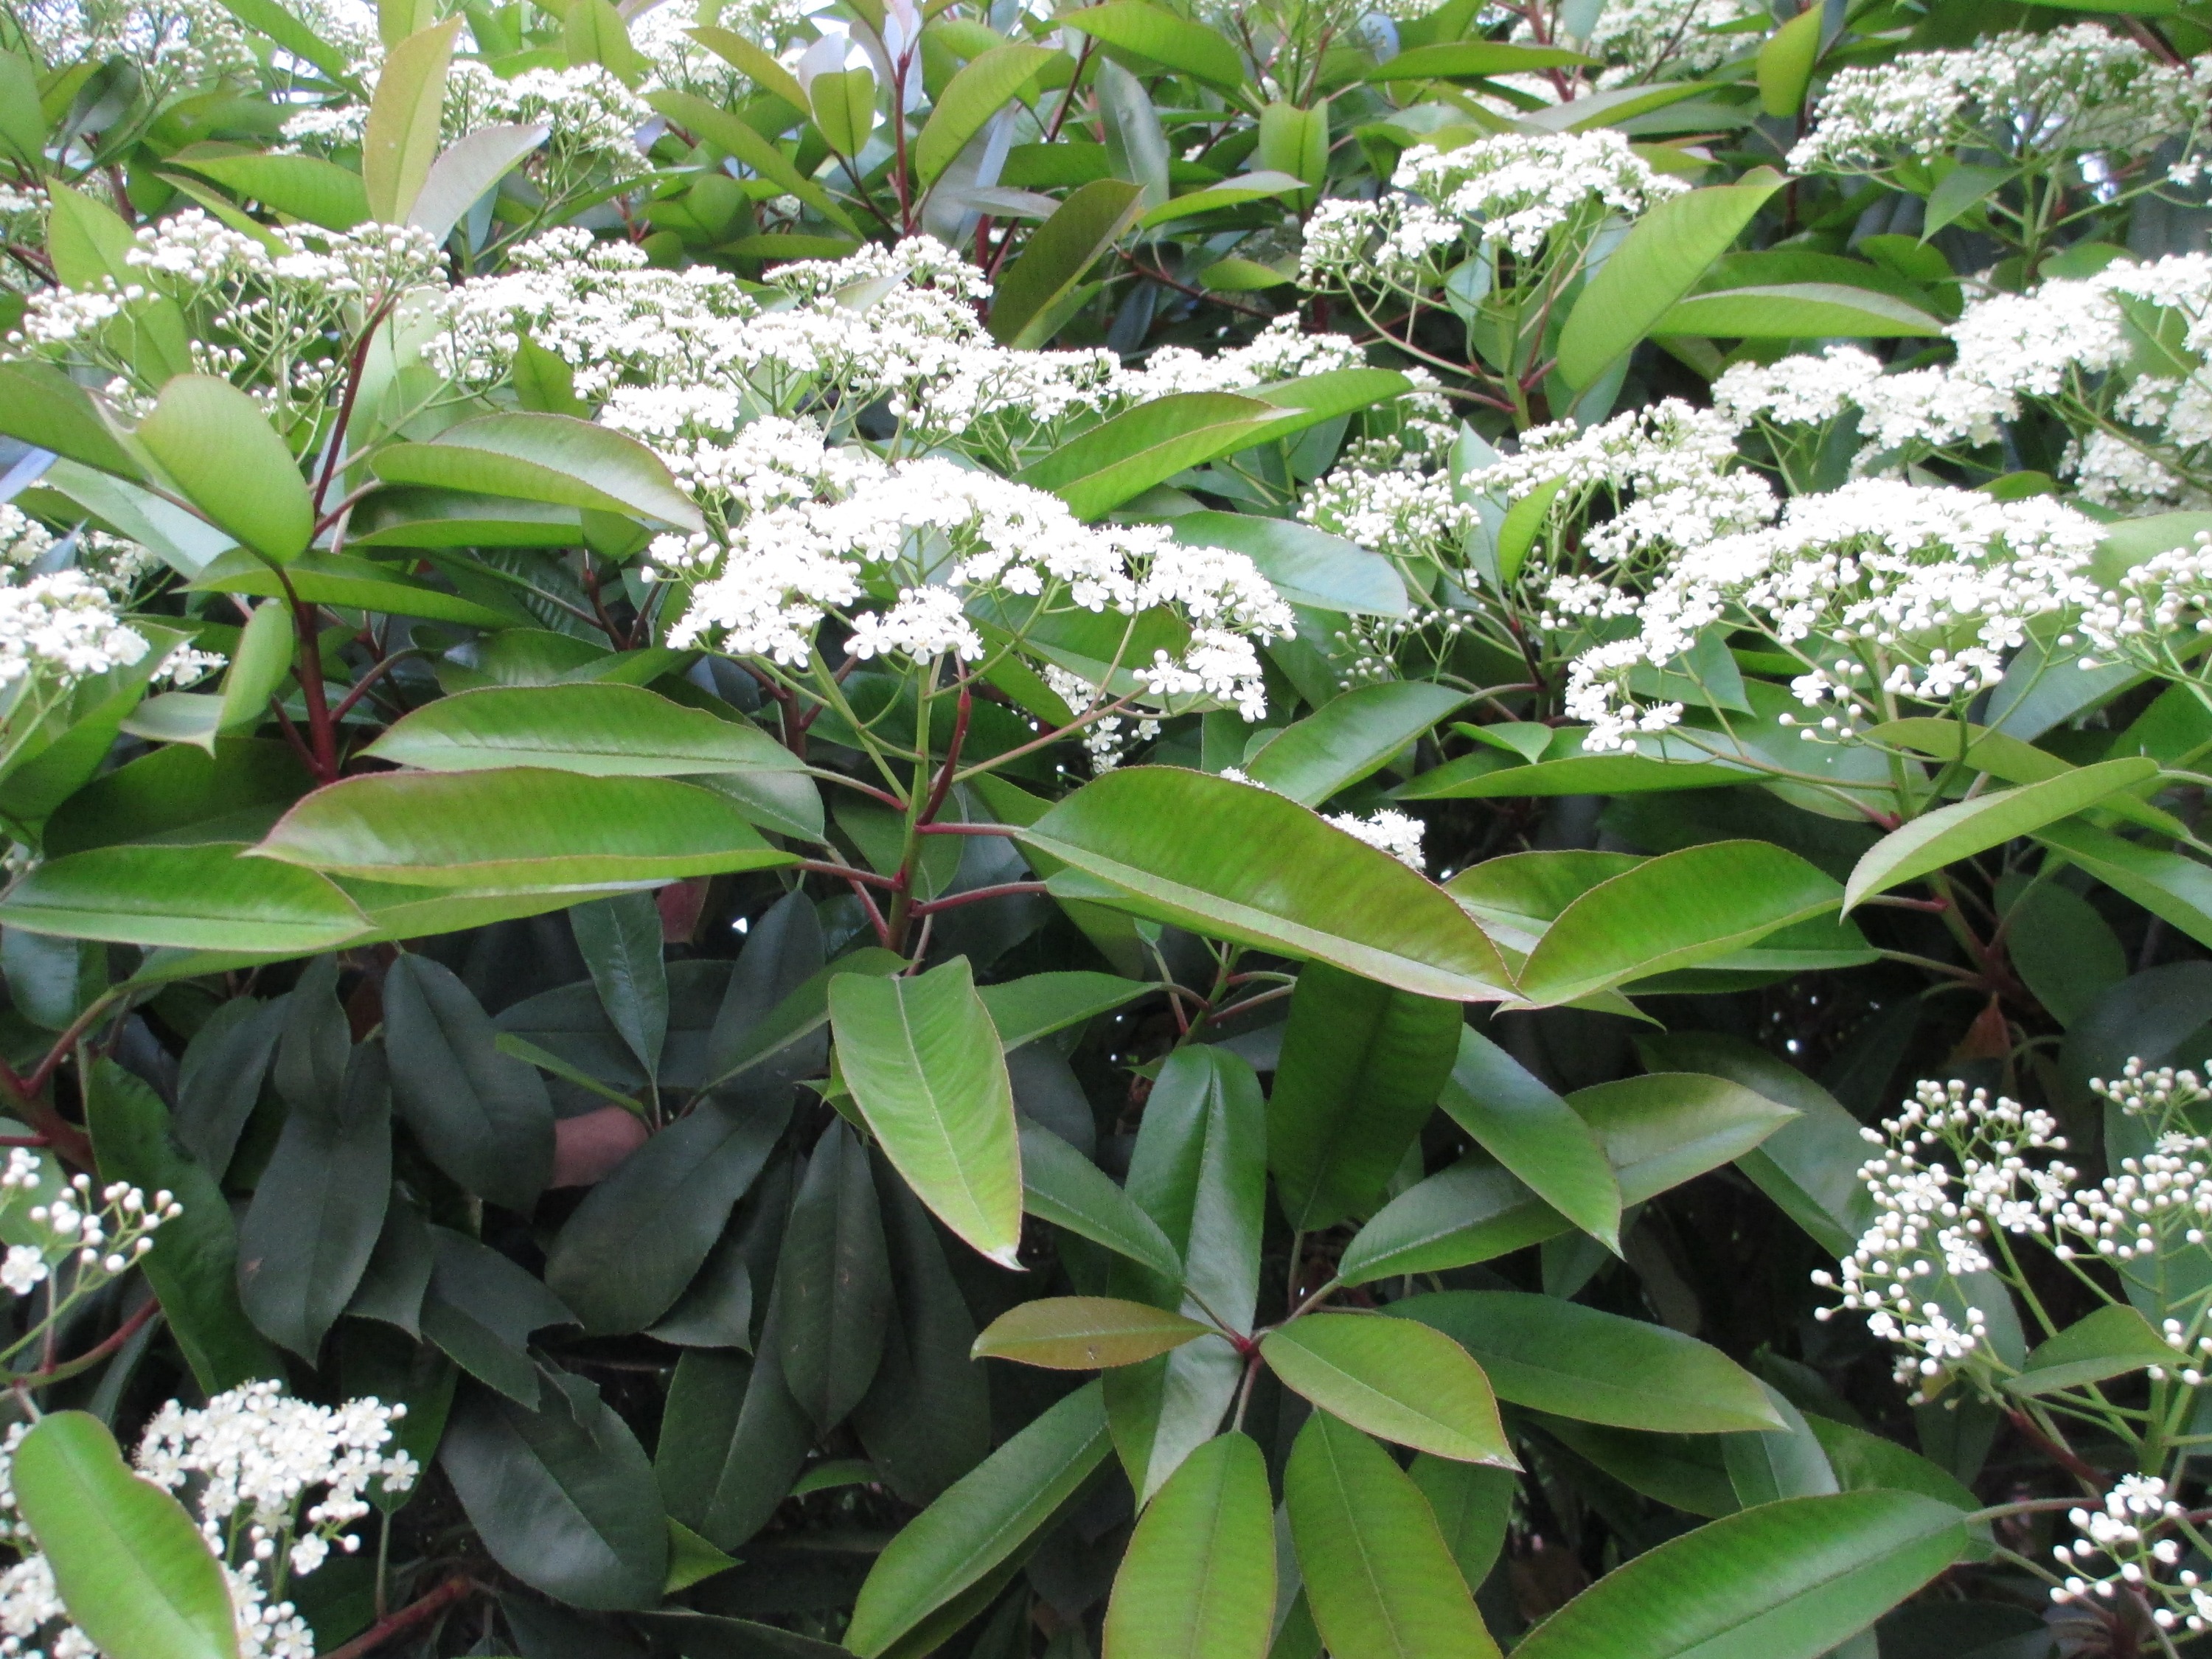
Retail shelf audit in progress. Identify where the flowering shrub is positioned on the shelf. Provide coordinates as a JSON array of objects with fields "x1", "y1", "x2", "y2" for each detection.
[{"x1": 7, "y1": 0, "x2": 2212, "y2": 1657}]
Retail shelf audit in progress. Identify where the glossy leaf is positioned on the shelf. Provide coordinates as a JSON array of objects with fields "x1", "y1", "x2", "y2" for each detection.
[
  {"x1": 1285, "y1": 1412, "x2": 1503, "y2": 1659},
  {"x1": 647, "y1": 88, "x2": 861, "y2": 234},
  {"x1": 382, "y1": 953, "x2": 554, "y2": 1210},
  {"x1": 1658, "y1": 282, "x2": 1943, "y2": 338},
  {"x1": 1056, "y1": 1, "x2": 1244, "y2": 85},
  {"x1": 1517, "y1": 841, "x2": 1843, "y2": 1006},
  {"x1": 1019, "y1": 1121, "x2": 1184, "y2": 1281},
  {"x1": 1102, "y1": 1432, "x2": 1274, "y2": 1659},
  {"x1": 0, "y1": 361, "x2": 142, "y2": 479},
  {"x1": 1020, "y1": 393, "x2": 1281, "y2": 519},
  {"x1": 441, "y1": 1374, "x2": 669, "y2": 1611},
  {"x1": 371, "y1": 412, "x2": 703, "y2": 530},
  {"x1": 2006, "y1": 1304, "x2": 2177, "y2": 1396},
  {"x1": 1020, "y1": 768, "x2": 1513, "y2": 1001},
  {"x1": 1388, "y1": 1292, "x2": 1783, "y2": 1433},
  {"x1": 546, "y1": 1093, "x2": 790, "y2": 1335},
  {"x1": 361, "y1": 18, "x2": 459, "y2": 223},
  {"x1": 830, "y1": 956, "x2": 1023, "y2": 1267},
  {"x1": 409, "y1": 122, "x2": 549, "y2": 243},
  {"x1": 135, "y1": 375, "x2": 313, "y2": 564},
  {"x1": 974, "y1": 1296, "x2": 1211, "y2": 1369},
  {"x1": 1262, "y1": 1314, "x2": 1512, "y2": 1464},
  {"x1": 237, "y1": 1040, "x2": 393, "y2": 1358},
  {"x1": 1438, "y1": 1027, "x2": 1619, "y2": 1251},
  {"x1": 572, "y1": 891, "x2": 669, "y2": 1079},
  {"x1": 251, "y1": 769, "x2": 793, "y2": 888},
  {"x1": 656, "y1": 1338, "x2": 813, "y2": 1551},
  {"x1": 988, "y1": 175, "x2": 1146, "y2": 346},
  {"x1": 846, "y1": 1381, "x2": 1112, "y2": 1657},
  {"x1": 1244, "y1": 683, "x2": 1470, "y2": 807},
  {"x1": 1756, "y1": 1, "x2": 1823, "y2": 116},
  {"x1": 979, "y1": 970, "x2": 1151, "y2": 1049},
  {"x1": 365, "y1": 683, "x2": 801, "y2": 776},
  {"x1": 1162, "y1": 512, "x2": 1408, "y2": 617},
  {"x1": 916, "y1": 44, "x2": 1056, "y2": 184},
  {"x1": 1556, "y1": 170, "x2": 1784, "y2": 387},
  {"x1": 1510, "y1": 1492, "x2": 1967, "y2": 1659},
  {"x1": 11, "y1": 1413, "x2": 237, "y2": 1659},
  {"x1": 0, "y1": 839, "x2": 367, "y2": 951},
  {"x1": 1267, "y1": 961, "x2": 1462, "y2": 1229},
  {"x1": 773, "y1": 1121, "x2": 890, "y2": 1427},
  {"x1": 181, "y1": 150, "x2": 369, "y2": 229},
  {"x1": 1845, "y1": 758, "x2": 2159, "y2": 908},
  {"x1": 2034, "y1": 819, "x2": 2212, "y2": 951}
]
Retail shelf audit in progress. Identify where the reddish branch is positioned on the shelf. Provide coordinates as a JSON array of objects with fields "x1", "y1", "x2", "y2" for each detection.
[{"x1": 321, "y1": 1576, "x2": 478, "y2": 1659}]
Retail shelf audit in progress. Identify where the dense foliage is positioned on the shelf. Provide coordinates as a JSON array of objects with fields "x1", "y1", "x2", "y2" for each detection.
[{"x1": 1, "y1": 0, "x2": 2212, "y2": 1654}]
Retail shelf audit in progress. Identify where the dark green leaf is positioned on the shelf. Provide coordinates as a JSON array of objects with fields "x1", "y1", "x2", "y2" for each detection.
[
  {"x1": 364, "y1": 684, "x2": 801, "y2": 776},
  {"x1": 1437, "y1": 1028, "x2": 1619, "y2": 1251},
  {"x1": 774, "y1": 1121, "x2": 889, "y2": 1427},
  {"x1": 571, "y1": 891, "x2": 669, "y2": 1081},
  {"x1": 383, "y1": 953, "x2": 554, "y2": 1210}
]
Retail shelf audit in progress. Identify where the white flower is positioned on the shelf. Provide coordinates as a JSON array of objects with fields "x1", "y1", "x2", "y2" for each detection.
[{"x1": 0, "y1": 1248, "x2": 45, "y2": 1298}]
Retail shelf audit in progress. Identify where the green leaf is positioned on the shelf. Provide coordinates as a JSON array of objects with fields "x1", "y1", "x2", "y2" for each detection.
[
  {"x1": 1354, "y1": 40, "x2": 1593, "y2": 78},
  {"x1": 572, "y1": 891, "x2": 669, "y2": 1079},
  {"x1": 2006, "y1": 1304, "x2": 2178, "y2": 1396},
  {"x1": 409, "y1": 122, "x2": 549, "y2": 243},
  {"x1": 1398, "y1": 728, "x2": 1754, "y2": 799},
  {"x1": 916, "y1": 44, "x2": 1056, "y2": 184},
  {"x1": 383, "y1": 953, "x2": 554, "y2": 1210},
  {"x1": 1658, "y1": 283, "x2": 1945, "y2": 339},
  {"x1": 1517, "y1": 841, "x2": 1842, "y2": 1006},
  {"x1": 365, "y1": 683, "x2": 799, "y2": 776},
  {"x1": 830, "y1": 956, "x2": 1023, "y2": 1267},
  {"x1": 186, "y1": 549, "x2": 531, "y2": 628},
  {"x1": 0, "y1": 841, "x2": 368, "y2": 951},
  {"x1": 565, "y1": 0, "x2": 642, "y2": 82},
  {"x1": 687, "y1": 24, "x2": 810, "y2": 109},
  {"x1": 1635, "y1": 1032, "x2": 1872, "y2": 1258},
  {"x1": 1268, "y1": 962, "x2": 1462, "y2": 1229},
  {"x1": 1161, "y1": 512, "x2": 1408, "y2": 617},
  {"x1": 846, "y1": 1381, "x2": 1112, "y2": 1658},
  {"x1": 1845, "y1": 758, "x2": 2159, "y2": 908},
  {"x1": 808, "y1": 66, "x2": 877, "y2": 156},
  {"x1": 441, "y1": 1375, "x2": 669, "y2": 1610},
  {"x1": 0, "y1": 50, "x2": 35, "y2": 167},
  {"x1": 1138, "y1": 170, "x2": 1308, "y2": 229},
  {"x1": 372, "y1": 411, "x2": 701, "y2": 529},
  {"x1": 1245, "y1": 684, "x2": 1470, "y2": 807},
  {"x1": 212, "y1": 0, "x2": 355, "y2": 77},
  {"x1": 664, "y1": 1520, "x2": 738, "y2": 1596},
  {"x1": 1338, "y1": 1074, "x2": 1793, "y2": 1284},
  {"x1": 975, "y1": 1296, "x2": 1211, "y2": 1368},
  {"x1": 251, "y1": 769, "x2": 795, "y2": 888},
  {"x1": 86, "y1": 1060, "x2": 283, "y2": 1391},
  {"x1": 362, "y1": 18, "x2": 459, "y2": 223},
  {"x1": 180, "y1": 150, "x2": 369, "y2": 229},
  {"x1": 1408, "y1": 1457, "x2": 1515, "y2": 1595},
  {"x1": 657, "y1": 1340, "x2": 812, "y2": 1551},
  {"x1": 1019, "y1": 393, "x2": 1281, "y2": 520},
  {"x1": 1923, "y1": 163, "x2": 2012, "y2": 236},
  {"x1": 1285, "y1": 1412, "x2": 1503, "y2": 1659},
  {"x1": 0, "y1": 361, "x2": 141, "y2": 479},
  {"x1": 1755, "y1": 3, "x2": 1823, "y2": 116},
  {"x1": 2034, "y1": 820, "x2": 2212, "y2": 951},
  {"x1": 1386, "y1": 1291, "x2": 1781, "y2": 1433},
  {"x1": 1556, "y1": 170, "x2": 1784, "y2": 388},
  {"x1": 238, "y1": 1040, "x2": 392, "y2": 1358},
  {"x1": 12, "y1": 1413, "x2": 237, "y2": 1659},
  {"x1": 1020, "y1": 768, "x2": 1513, "y2": 1001},
  {"x1": 1438, "y1": 1027, "x2": 1619, "y2": 1251},
  {"x1": 1262, "y1": 1315, "x2": 1512, "y2": 1464},
  {"x1": 1055, "y1": 1, "x2": 1245, "y2": 86},
  {"x1": 1019, "y1": 1121, "x2": 1184, "y2": 1281},
  {"x1": 774, "y1": 1121, "x2": 890, "y2": 1427},
  {"x1": 1722, "y1": 1385, "x2": 1838, "y2": 1507},
  {"x1": 981, "y1": 970, "x2": 1151, "y2": 1050},
  {"x1": 546, "y1": 1093, "x2": 790, "y2": 1334},
  {"x1": 135, "y1": 375, "x2": 313, "y2": 564},
  {"x1": 990, "y1": 178, "x2": 1147, "y2": 347},
  {"x1": 647, "y1": 88, "x2": 861, "y2": 236},
  {"x1": 1510, "y1": 1492, "x2": 1967, "y2": 1659},
  {"x1": 1103, "y1": 1432, "x2": 1274, "y2": 1659}
]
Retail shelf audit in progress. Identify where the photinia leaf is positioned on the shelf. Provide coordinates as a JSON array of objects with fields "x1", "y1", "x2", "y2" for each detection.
[
  {"x1": 973, "y1": 1296, "x2": 1212, "y2": 1369},
  {"x1": 1261, "y1": 1314, "x2": 1514, "y2": 1466}
]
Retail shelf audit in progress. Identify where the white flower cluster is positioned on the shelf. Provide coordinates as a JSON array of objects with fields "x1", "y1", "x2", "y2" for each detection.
[
  {"x1": 14, "y1": 210, "x2": 445, "y2": 406},
  {"x1": 1302, "y1": 130, "x2": 1684, "y2": 287},
  {"x1": 448, "y1": 60, "x2": 655, "y2": 186},
  {"x1": 1556, "y1": 480, "x2": 2102, "y2": 749},
  {"x1": 0, "y1": 571, "x2": 152, "y2": 692},
  {"x1": 1788, "y1": 24, "x2": 2210, "y2": 174},
  {"x1": 643, "y1": 416, "x2": 1291, "y2": 716},
  {"x1": 0, "y1": 1155, "x2": 178, "y2": 1298},
  {"x1": 2080, "y1": 529, "x2": 2212, "y2": 678},
  {"x1": 2048, "y1": 1475, "x2": 2199, "y2": 1625},
  {"x1": 0, "y1": 1382, "x2": 414, "y2": 1659},
  {"x1": 1812, "y1": 1078, "x2": 2074, "y2": 1396},
  {"x1": 1298, "y1": 420, "x2": 1472, "y2": 569},
  {"x1": 1717, "y1": 256, "x2": 2212, "y2": 506},
  {"x1": 1518, "y1": 0, "x2": 1762, "y2": 88}
]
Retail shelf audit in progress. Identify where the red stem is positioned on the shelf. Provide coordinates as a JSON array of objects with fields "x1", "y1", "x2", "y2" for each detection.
[
  {"x1": 909, "y1": 880, "x2": 1049, "y2": 917},
  {"x1": 321, "y1": 1576, "x2": 477, "y2": 1659}
]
